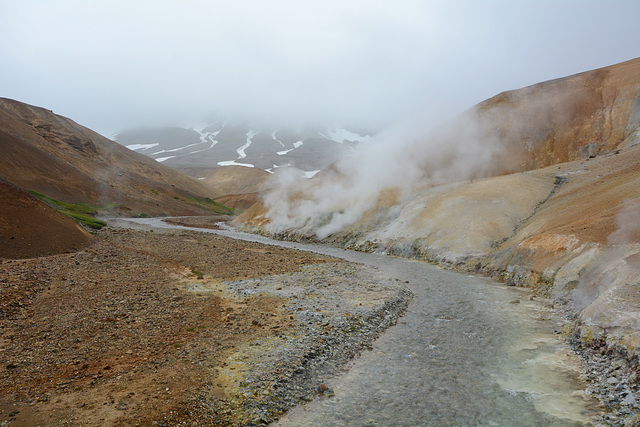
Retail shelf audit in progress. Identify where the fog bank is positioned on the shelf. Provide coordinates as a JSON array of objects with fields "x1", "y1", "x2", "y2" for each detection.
[{"x1": 2, "y1": 1, "x2": 640, "y2": 136}]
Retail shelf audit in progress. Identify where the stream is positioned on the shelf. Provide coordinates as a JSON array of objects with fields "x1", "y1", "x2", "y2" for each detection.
[{"x1": 116, "y1": 218, "x2": 602, "y2": 426}]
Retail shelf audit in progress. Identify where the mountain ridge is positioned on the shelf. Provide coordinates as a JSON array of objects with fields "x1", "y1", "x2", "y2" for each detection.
[
  {"x1": 0, "y1": 97, "x2": 227, "y2": 217},
  {"x1": 0, "y1": 97, "x2": 240, "y2": 257}
]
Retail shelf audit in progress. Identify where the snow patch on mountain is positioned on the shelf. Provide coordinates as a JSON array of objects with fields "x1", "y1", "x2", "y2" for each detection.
[
  {"x1": 155, "y1": 156, "x2": 176, "y2": 162},
  {"x1": 237, "y1": 130, "x2": 257, "y2": 159},
  {"x1": 126, "y1": 143, "x2": 159, "y2": 151},
  {"x1": 272, "y1": 130, "x2": 285, "y2": 148},
  {"x1": 264, "y1": 164, "x2": 318, "y2": 178},
  {"x1": 320, "y1": 129, "x2": 373, "y2": 143},
  {"x1": 189, "y1": 139, "x2": 218, "y2": 154},
  {"x1": 190, "y1": 122, "x2": 224, "y2": 156},
  {"x1": 218, "y1": 160, "x2": 254, "y2": 168},
  {"x1": 277, "y1": 140, "x2": 303, "y2": 155},
  {"x1": 266, "y1": 163, "x2": 291, "y2": 173},
  {"x1": 152, "y1": 142, "x2": 204, "y2": 155}
]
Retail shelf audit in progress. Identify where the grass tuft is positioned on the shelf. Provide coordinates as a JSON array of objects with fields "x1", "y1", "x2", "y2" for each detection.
[
  {"x1": 28, "y1": 191, "x2": 115, "y2": 230},
  {"x1": 188, "y1": 196, "x2": 235, "y2": 215},
  {"x1": 66, "y1": 213, "x2": 107, "y2": 230}
]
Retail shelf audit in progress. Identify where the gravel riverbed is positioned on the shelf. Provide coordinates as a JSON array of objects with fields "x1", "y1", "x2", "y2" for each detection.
[
  {"x1": 0, "y1": 224, "x2": 410, "y2": 426},
  {"x1": 216, "y1": 264, "x2": 412, "y2": 425}
]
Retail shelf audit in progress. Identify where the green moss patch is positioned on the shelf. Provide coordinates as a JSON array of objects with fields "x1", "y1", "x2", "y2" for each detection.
[
  {"x1": 187, "y1": 196, "x2": 235, "y2": 215},
  {"x1": 28, "y1": 191, "x2": 114, "y2": 229}
]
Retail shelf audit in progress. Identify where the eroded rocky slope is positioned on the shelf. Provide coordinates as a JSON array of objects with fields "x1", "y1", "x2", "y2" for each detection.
[{"x1": 0, "y1": 226, "x2": 409, "y2": 426}]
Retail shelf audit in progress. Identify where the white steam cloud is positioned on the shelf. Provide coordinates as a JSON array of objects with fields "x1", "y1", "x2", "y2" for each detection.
[
  {"x1": 260, "y1": 76, "x2": 609, "y2": 240},
  {"x1": 262, "y1": 110, "x2": 505, "y2": 239},
  {"x1": 571, "y1": 199, "x2": 640, "y2": 312},
  {"x1": 608, "y1": 198, "x2": 640, "y2": 246}
]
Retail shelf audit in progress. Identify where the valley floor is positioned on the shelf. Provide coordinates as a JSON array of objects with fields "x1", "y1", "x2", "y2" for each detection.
[{"x1": 0, "y1": 222, "x2": 409, "y2": 426}]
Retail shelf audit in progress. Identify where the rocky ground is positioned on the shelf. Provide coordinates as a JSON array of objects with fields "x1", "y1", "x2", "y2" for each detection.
[
  {"x1": 576, "y1": 346, "x2": 640, "y2": 426},
  {"x1": 0, "y1": 223, "x2": 410, "y2": 426}
]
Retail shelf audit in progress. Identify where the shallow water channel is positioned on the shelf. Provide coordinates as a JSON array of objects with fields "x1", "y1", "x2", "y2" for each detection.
[{"x1": 118, "y1": 218, "x2": 602, "y2": 426}]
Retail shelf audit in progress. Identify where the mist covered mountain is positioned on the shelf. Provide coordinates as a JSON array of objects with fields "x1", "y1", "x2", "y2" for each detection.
[{"x1": 115, "y1": 123, "x2": 374, "y2": 177}]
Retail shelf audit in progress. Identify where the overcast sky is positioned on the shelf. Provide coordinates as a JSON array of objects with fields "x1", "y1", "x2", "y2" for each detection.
[{"x1": 1, "y1": 0, "x2": 639, "y2": 137}]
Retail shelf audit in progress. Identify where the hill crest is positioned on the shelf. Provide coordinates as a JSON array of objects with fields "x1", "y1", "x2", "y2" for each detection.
[{"x1": 0, "y1": 98, "x2": 227, "y2": 217}]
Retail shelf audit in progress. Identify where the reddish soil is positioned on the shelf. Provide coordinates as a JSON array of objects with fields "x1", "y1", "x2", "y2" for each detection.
[
  {"x1": 0, "y1": 227, "x2": 335, "y2": 426},
  {"x1": 0, "y1": 181, "x2": 92, "y2": 259}
]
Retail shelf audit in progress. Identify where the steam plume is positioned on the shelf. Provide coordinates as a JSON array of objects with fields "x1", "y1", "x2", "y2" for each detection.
[
  {"x1": 262, "y1": 109, "x2": 506, "y2": 238},
  {"x1": 572, "y1": 199, "x2": 640, "y2": 311}
]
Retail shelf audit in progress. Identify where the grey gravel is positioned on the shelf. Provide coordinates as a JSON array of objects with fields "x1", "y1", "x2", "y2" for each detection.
[
  {"x1": 213, "y1": 262, "x2": 412, "y2": 426},
  {"x1": 573, "y1": 344, "x2": 640, "y2": 427}
]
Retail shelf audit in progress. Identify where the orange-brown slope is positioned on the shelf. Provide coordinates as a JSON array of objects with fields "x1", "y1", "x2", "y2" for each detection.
[
  {"x1": 202, "y1": 165, "x2": 270, "y2": 212},
  {"x1": 0, "y1": 180, "x2": 92, "y2": 258},
  {"x1": 472, "y1": 57, "x2": 640, "y2": 174},
  {"x1": 203, "y1": 165, "x2": 270, "y2": 195},
  {"x1": 516, "y1": 145, "x2": 640, "y2": 245},
  {"x1": 481, "y1": 143, "x2": 640, "y2": 286},
  {"x1": 0, "y1": 98, "x2": 222, "y2": 216}
]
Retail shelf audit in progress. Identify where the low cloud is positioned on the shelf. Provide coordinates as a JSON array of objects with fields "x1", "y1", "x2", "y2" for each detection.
[{"x1": 2, "y1": 1, "x2": 639, "y2": 136}]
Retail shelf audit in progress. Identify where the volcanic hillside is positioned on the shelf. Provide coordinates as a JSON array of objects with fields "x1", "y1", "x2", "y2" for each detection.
[
  {"x1": 0, "y1": 98, "x2": 229, "y2": 217},
  {"x1": 472, "y1": 56, "x2": 640, "y2": 173},
  {"x1": 238, "y1": 57, "x2": 640, "y2": 358}
]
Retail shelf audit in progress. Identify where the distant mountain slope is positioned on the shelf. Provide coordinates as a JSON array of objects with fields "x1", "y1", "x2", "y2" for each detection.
[
  {"x1": 0, "y1": 179, "x2": 92, "y2": 258},
  {"x1": 201, "y1": 165, "x2": 270, "y2": 195},
  {"x1": 197, "y1": 165, "x2": 271, "y2": 211},
  {"x1": 116, "y1": 123, "x2": 373, "y2": 176},
  {"x1": 0, "y1": 98, "x2": 227, "y2": 216}
]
